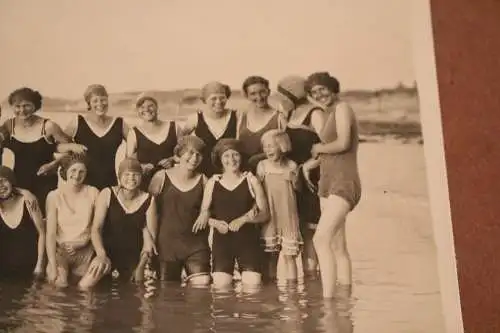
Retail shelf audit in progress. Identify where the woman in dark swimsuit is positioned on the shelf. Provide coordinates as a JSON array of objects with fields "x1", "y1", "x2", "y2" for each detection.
[
  {"x1": 79, "y1": 158, "x2": 157, "y2": 288},
  {"x1": 1, "y1": 88, "x2": 85, "y2": 215},
  {"x1": 0, "y1": 166, "x2": 45, "y2": 281},
  {"x1": 180, "y1": 82, "x2": 238, "y2": 177},
  {"x1": 238, "y1": 76, "x2": 286, "y2": 173},
  {"x1": 199, "y1": 139, "x2": 269, "y2": 289},
  {"x1": 126, "y1": 93, "x2": 178, "y2": 189},
  {"x1": 276, "y1": 76, "x2": 326, "y2": 277},
  {"x1": 64, "y1": 84, "x2": 129, "y2": 190}
]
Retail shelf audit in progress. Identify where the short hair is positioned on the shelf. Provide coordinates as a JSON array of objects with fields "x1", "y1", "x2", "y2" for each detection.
[
  {"x1": 211, "y1": 138, "x2": 248, "y2": 173},
  {"x1": 242, "y1": 76, "x2": 270, "y2": 95},
  {"x1": 59, "y1": 153, "x2": 89, "y2": 181},
  {"x1": 261, "y1": 129, "x2": 292, "y2": 153},
  {"x1": 8, "y1": 88, "x2": 43, "y2": 112},
  {"x1": 305, "y1": 72, "x2": 340, "y2": 94},
  {"x1": 173, "y1": 135, "x2": 206, "y2": 157}
]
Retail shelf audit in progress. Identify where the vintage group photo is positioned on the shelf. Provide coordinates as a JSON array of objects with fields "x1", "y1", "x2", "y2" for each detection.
[{"x1": 0, "y1": 1, "x2": 460, "y2": 332}]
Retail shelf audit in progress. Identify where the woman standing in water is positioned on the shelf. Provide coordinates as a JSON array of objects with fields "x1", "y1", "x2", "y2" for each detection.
[
  {"x1": 200, "y1": 139, "x2": 269, "y2": 289},
  {"x1": 238, "y1": 76, "x2": 285, "y2": 172},
  {"x1": 149, "y1": 136, "x2": 211, "y2": 287},
  {"x1": 277, "y1": 76, "x2": 325, "y2": 277},
  {"x1": 64, "y1": 84, "x2": 129, "y2": 190},
  {"x1": 126, "y1": 93, "x2": 178, "y2": 189},
  {"x1": 1, "y1": 87, "x2": 85, "y2": 215},
  {"x1": 0, "y1": 166, "x2": 45, "y2": 280},
  {"x1": 306, "y1": 71, "x2": 362, "y2": 299},
  {"x1": 79, "y1": 158, "x2": 157, "y2": 288},
  {"x1": 180, "y1": 82, "x2": 238, "y2": 177}
]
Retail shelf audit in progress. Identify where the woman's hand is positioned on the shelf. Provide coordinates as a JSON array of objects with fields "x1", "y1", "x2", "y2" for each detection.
[
  {"x1": 302, "y1": 160, "x2": 319, "y2": 193},
  {"x1": 212, "y1": 219, "x2": 229, "y2": 234},
  {"x1": 37, "y1": 162, "x2": 57, "y2": 176},
  {"x1": 87, "y1": 255, "x2": 111, "y2": 278},
  {"x1": 311, "y1": 143, "x2": 323, "y2": 159},
  {"x1": 67, "y1": 143, "x2": 87, "y2": 154},
  {"x1": 192, "y1": 213, "x2": 208, "y2": 233},
  {"x1": 228, "y1": 217, "x2": 246, "y2": 232},
  {"x1": 158, "y1": 157, "x2": 176, "y2": 169},
  {"x1": 142, "y1": 163, "x2": 155, "y2": 174}
]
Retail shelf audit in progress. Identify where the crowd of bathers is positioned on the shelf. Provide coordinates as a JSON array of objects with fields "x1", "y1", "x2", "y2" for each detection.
[{"x1": 0, "y1": 72, "x2": 361, "y2": 299}]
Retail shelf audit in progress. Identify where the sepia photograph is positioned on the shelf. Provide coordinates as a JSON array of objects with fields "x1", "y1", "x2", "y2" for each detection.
[{"x1": 0, "y1": 0, "x2": 462, "y2": 332}]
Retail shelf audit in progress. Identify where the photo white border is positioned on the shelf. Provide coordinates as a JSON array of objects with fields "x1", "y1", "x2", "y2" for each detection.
[{"x1": 412, "y1": 1, "x2": 464, "y2": 332}]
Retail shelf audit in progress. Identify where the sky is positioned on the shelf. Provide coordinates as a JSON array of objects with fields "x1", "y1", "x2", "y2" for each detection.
[{"x1": 0, "y1": 0, "x2": 415, "y2": 99}]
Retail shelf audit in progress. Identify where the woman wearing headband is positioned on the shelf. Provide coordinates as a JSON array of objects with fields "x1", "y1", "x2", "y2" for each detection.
[
  {"x1": 306, "y1": 71, "x2": 362, "y2": 299},
  {"x1": 180, "y1": 81, "x2": 238, "y2": 177},
  {"x1": 64, "y1": 84, "x2": 129, "y2": 190}
]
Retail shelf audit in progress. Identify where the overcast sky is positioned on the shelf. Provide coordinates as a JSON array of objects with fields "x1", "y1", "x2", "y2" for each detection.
[{"x1": 0, "y1": 0, "x2": 415, "y2": 99}]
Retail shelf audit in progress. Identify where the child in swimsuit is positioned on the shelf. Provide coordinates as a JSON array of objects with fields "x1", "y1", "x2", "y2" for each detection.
[{"x1": 257, "y1": 129, "x2": 303, "y2": 283}]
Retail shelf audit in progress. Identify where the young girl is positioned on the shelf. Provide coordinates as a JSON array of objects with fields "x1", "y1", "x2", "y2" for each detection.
[
  {"x1": 0, "y1": 166, "x2": 45, "y2": 281},
  {"x1": 306, "y1": 71, "x2": 362, "y2": 299},
  {"x1": 64, "y1": 84, "x2": 129, "y2": 190},
  {"x1": 180, "y1": 81, "x2": 238, "y2": 177},
  {"x1": 277, "y1": 76, "x2": 325, "y2": 277},
  {"x1": 198, "y1": 139, "x2": 269, "y2": 288},
  {"x1": 126, "y1": 93, "x2": 178, "y2": 189},
  {"x1": 148, "y1": 136, "x2": 211, "y2": 286},
  {"x1": 45, "y1": 153, "x2": 100, "y2": 288},
  {"x1": 256, "y1": 130, "x2": 302, "y2": 283},
  {"x1": 79, "y1": 158, "x2": 158, "y2": 288}
]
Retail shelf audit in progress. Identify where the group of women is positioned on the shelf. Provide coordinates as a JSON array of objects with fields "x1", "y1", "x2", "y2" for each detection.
[{"x1": 0, "y1": 71, "x2": 361, "y2": 299}]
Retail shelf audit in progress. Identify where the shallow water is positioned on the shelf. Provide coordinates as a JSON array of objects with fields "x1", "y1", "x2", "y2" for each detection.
[{"x1": 0, "y1": 111, "x2": 446, "y2": 332}]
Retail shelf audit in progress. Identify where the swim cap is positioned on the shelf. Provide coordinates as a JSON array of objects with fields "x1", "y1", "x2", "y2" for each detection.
[
  {"x1": 277, "y1": 76, "x2": 307, "y2": 106},
  {"x1": 0, "y1": 165, "x2": 16, "y2": 187},
  {"x1": 135, "y1": 92, "x2": 158, "y2": 108},
  {"x1": 201, "y1": 81, "x2": 231, "y2": 102},
  {"x1": 84, "y1": 84, "x2": 108, "y2": 104},
  {"x1": 117, "y1": 158, "x2": 143, "y2": 179}
]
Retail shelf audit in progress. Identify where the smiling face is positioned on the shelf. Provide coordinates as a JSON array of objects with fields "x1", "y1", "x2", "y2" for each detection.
[
  {"x1": 137, "y1": 99, "x2": 158, "y2": 122},
  {"x1": 88, "y1": 94, "x2": 109, "y2": 116},
  {"x1": 309, "y1": 84, "x2": 336, "y2": 107},
  {"x1": 205, "y1": 93, "x2": 228, "y2": 114},
  {"x1": 119, "y1": 171, "x2": 142, "y2": 190},
  {"x1": 65, "y1": 162, "x2": 87, "y2": 186},
  {"x1": 177, "y1": 146, "x2": 203, "y2": 171},
  {"x1": 220, "y1": 149, "x2": 242, "y2": 173},
  {"x1": 246, "y1": 83, "x2": 270, "y2": 109},
  {"x1": 262, "y1": 136, "x2": 282, "y2": 162},
  {"x1": 12, "y1": 100, "x2": 36, "y2": 120},
  {"x1": 0, "y1": 177, "x2": 13, "y2": 199}
]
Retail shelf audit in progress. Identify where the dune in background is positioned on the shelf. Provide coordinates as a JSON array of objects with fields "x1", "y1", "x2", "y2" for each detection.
[{"x1": 1, "y1": 83, "x2": 421, "y2": 144}]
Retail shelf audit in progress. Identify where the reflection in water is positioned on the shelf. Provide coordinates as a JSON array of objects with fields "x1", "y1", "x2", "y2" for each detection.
[{"x1": 0, "y1": 275, "x2": 357, "y2": 333}]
